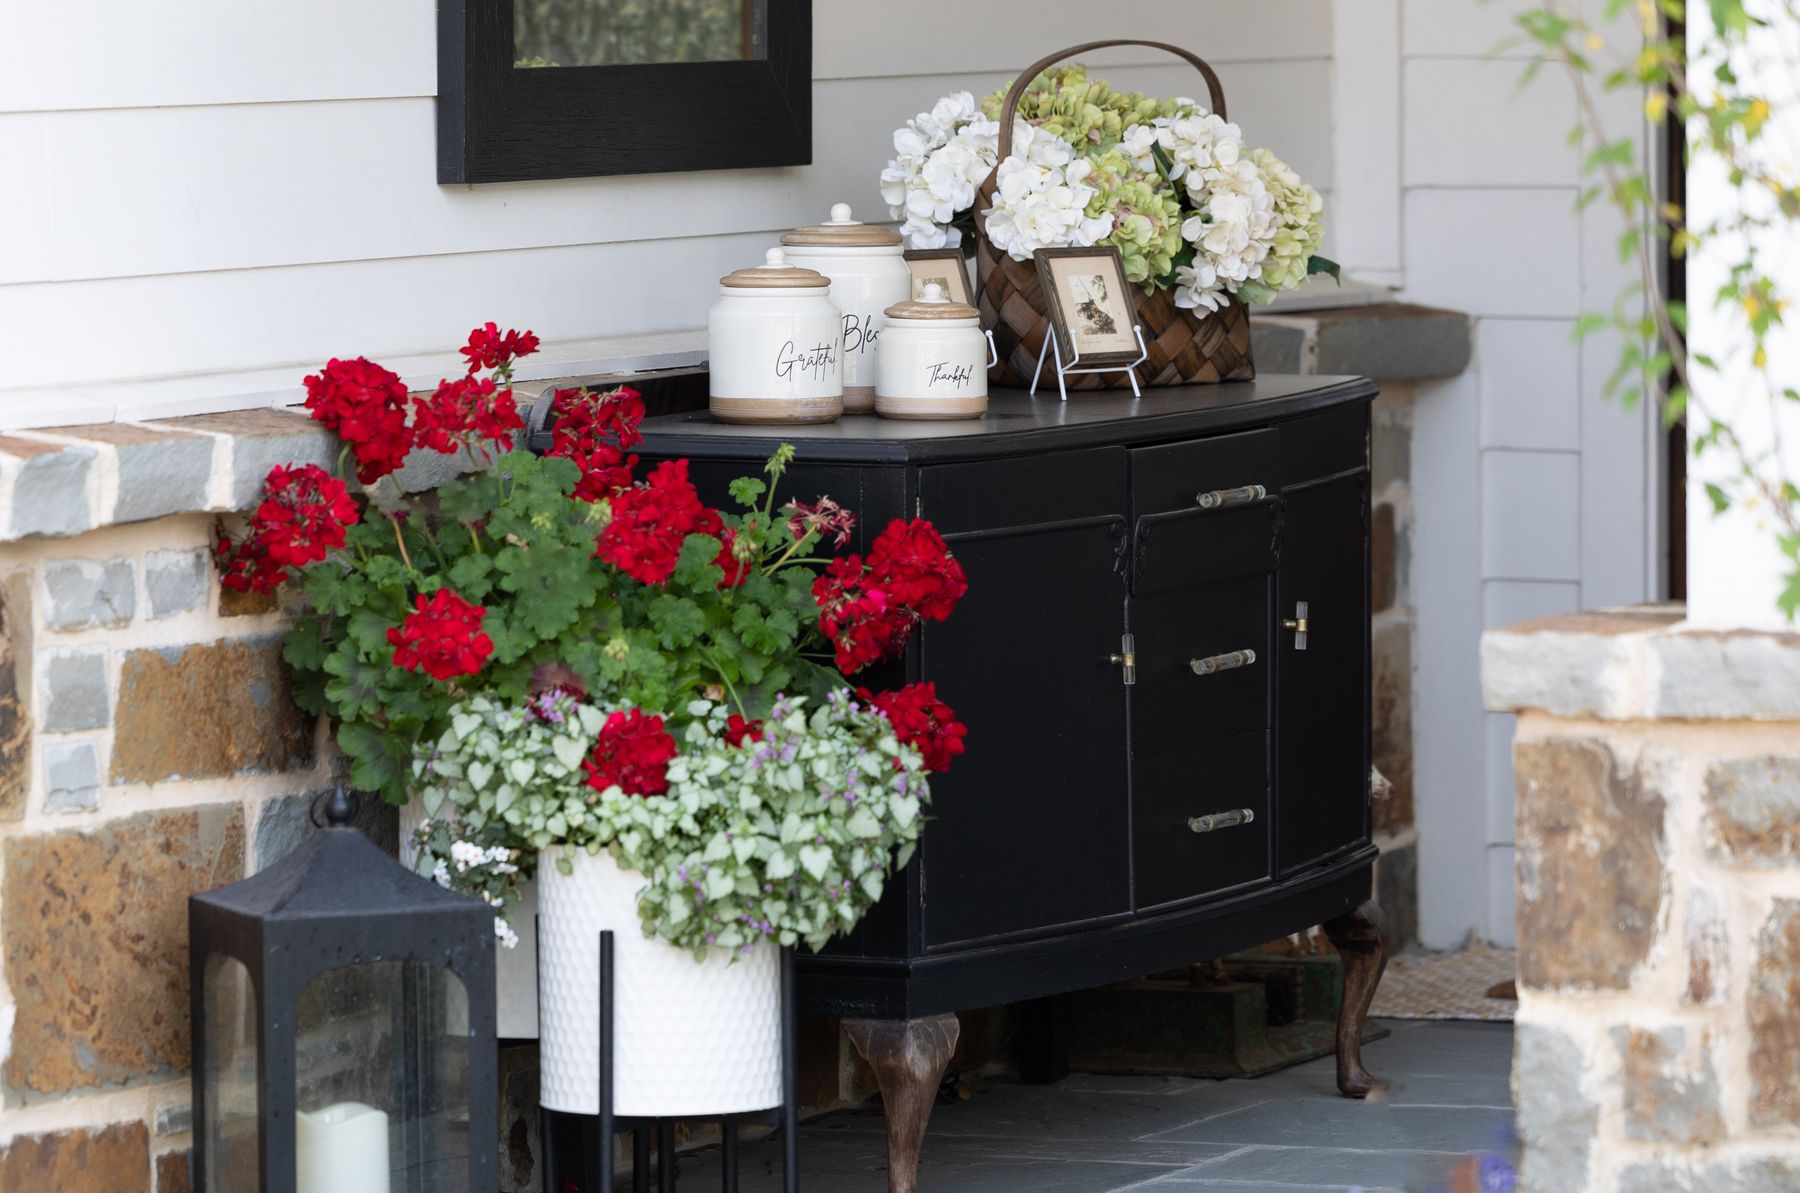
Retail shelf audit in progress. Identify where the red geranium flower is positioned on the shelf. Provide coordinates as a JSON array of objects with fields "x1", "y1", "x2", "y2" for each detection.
[
  {"x1": 695, "y1": 508, "x2": 752, "y2": 589},
  {"x1": 784, "y1": 497, "x2": 856, "y2": 547},
  {"x1": 867, "y1": 519, "x2": 967, "y2": 622},
  {"x1": 813, "y1": 555, "x2": 908, "y2": 675},
  {"x1": 302, "y1": 356, "x2": 414, "y2": 484},
  {"x1": 388, "y1": 588, "x2": 494, "y2": 682},
  {"x1": 459, "y1": 322, "x2": 541, "y2": 374},
  {"x1": 859, "y1": 683, "x2": 967, "y2": 773},
  {"x1": 593, "y1": 458, "x2": 709, "y2": 586},
  {"x1": 723, "y1": 714, "x2": 763, "y2": 747},
  {"x1": 215, "y1": 535, "x2": 282, "y2": 595},
  {"x1": 412, "y1": 374, "x2": 524, "y2": 454},
  {"x1": 547, "y1": 386, "x2": 644, "y2": 500},
  {"x1": 216, "y1": 464, "x2": 359, "y2": 594},
  {"x1": 584, "y1": 708, "x2": 678, "y2": 795}
]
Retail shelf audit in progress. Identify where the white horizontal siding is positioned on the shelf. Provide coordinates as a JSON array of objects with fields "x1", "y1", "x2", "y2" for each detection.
[
  {"x1": 0, "y1": 5, "x2": 1332, "y2": 394},
  {"x1": 0, "y1": 232, "x2": 774, "y2": 389},
  {"x1": 3, "y1": 0, "x2": 1327, "y2": 115},
  {"x1": 0, "y1": 61, "x2": 1329, "y2": 289},
  {"x1": 1402, "y1": 58, "x2": 1576, "y2": 188}
]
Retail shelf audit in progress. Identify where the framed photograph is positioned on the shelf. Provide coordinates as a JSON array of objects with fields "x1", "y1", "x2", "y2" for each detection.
[
  {"x1": 1033, "y1": 246, "x2": 1140, "y2": 366},
  {"x1": 902, "y1": 249, "x2": 975, "y2": 307}
]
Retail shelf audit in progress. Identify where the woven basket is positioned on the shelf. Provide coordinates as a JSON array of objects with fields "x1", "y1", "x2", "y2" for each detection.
[{"x1": 977, "y1": 40, "x2": 1256, "y2": 390}]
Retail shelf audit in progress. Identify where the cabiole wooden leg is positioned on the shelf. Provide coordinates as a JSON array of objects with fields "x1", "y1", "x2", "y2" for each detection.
[
  {"x1": 1323, "y1": 900, "x2": 1390, "y2": 1098},
  {"x1": 842, "y1": 1014, "x2": 960, "y2": 1193}
]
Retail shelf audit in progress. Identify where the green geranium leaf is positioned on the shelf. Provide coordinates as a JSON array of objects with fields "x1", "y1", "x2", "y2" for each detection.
[
  {"x1": 728, "y1": 476, "x2": 767, "y2": 507},
  {"x1": 649, "y1": 595, "x2": 708, "y2": 648}
]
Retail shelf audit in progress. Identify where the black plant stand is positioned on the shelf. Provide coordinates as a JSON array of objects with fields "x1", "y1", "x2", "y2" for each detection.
[{"x1": 539, "y1": 928, "x2": 800, "y2": 1192}]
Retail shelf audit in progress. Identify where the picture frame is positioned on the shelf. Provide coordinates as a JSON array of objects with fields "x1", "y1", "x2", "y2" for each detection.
[
  {"x1": 1032, "y1": 246, "x2": 1141, "y2": 367},
  {"x1": 901, "y1": 249, "x2": 975, "y2": 307}
]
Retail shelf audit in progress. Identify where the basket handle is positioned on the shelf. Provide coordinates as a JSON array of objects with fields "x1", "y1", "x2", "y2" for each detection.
[{"x1": 994, "y1": 40, "x2": 1228, "y2": 163}]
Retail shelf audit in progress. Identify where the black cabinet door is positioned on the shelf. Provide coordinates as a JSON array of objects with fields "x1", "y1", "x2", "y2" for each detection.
[
  {"x1": 1128, "y1": 503, "x2": 1277, "y2": 908},
  {"x1": 916, "y1": 451, "x2": 1132, "y2": 950},
  {"x1": 1274, "y1": 470, "x2": 1371, "y2": 874}
]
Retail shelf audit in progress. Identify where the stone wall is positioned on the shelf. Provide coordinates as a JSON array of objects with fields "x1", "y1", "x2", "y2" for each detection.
[
  {"x1": 0, "y1": 508, "x2": 344, "y2": 1192},
  {"x1": 1484, "y1": 606, "x2": 1800, "y2": 1191}
]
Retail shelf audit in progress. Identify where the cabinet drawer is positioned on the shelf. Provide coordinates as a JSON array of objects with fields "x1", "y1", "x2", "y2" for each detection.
[
  {"x1": 921, "y1": 447, "x2": 1125, "y2": 536},
  {"x1": 1130, "y1": 570, "x2": 1272, "y2": 751},
  {"x1": 1130, "y1": 504, "x2": 1279, "y2": 595},
  {"x1": 1280, "y1": 403, "x2": 1366, "y2": 486},
  {"x1": 1131, "y1": 429, "x2": 1280, "y2": 518},
  {"x1": 1133, "y1": 730, "x2": 1272, "y2": 909}
]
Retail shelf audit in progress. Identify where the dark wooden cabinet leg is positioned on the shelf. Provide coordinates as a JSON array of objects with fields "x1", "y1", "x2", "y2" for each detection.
[
  {"x1": 1016, "y1": 996, "x2": 1068, "y2": 1084},
  {"x1": 1322, "y1": 899, "x2": 1390, "y2": 1099},
  {"x1": 842, "y1": 1014, "x2": 960, "y2": 1193}
]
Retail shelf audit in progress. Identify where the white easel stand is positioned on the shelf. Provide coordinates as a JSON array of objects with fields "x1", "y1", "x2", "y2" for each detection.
[{"x1": 1029, "y1": 324, "x2": 1149, "y2": 401}]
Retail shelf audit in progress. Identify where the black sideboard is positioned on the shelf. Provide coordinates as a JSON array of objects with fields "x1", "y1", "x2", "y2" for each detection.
[{"x1": 637, "y1": 375, "x2": 1388, "y2": 1191}]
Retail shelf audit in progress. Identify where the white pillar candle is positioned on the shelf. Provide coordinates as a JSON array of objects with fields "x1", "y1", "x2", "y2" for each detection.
[{"x1": 296, "y1": 1102, "x2": 391, "y2": 1193}]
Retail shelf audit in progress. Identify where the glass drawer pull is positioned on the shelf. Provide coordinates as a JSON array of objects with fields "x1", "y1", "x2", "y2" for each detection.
[
  {"x1": 1188, "y1": 809, "x2": 1256, "y2": 834},
  {"x1": 1194, "y1": 484, "x2": 1267, "y2": 510},
  {"x1": 1189, "y1": 648, "x2": 1256, "y2": 676}
]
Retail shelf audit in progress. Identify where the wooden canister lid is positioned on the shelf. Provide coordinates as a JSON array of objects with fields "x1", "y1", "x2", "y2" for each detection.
[
  {"x1": 885, "y1": 282, "x2": 980, "y2": 320},
  {"x1": 721, "y1": 247, "x2": 832, "y2": 289},
  {"x1": 781, "y1": 203, "x2": 904, "y2": 248}
]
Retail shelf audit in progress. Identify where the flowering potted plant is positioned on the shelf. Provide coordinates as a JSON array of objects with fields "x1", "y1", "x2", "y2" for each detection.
[
  {"x1": 881, "y1": 48, "x2": 1337, "y2": 387},
  {"x1": 216, "y1": 324, "x2": 968, "y2": 1114},
  {"x1": 881, "y1": 64, "x2": 1334, "y2": 312}
]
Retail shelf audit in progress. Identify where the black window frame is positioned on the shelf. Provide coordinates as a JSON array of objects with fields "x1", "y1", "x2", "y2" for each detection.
[{"x1": 437, "y1": 0, "x2": 812, "y2": 184}]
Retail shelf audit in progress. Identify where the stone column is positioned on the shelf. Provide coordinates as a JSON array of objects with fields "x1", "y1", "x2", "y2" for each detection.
[{"x1": 1483, "y1": 608, "x2": 1800, "y2": 1191}]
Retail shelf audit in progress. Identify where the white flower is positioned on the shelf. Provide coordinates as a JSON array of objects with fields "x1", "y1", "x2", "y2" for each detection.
[
  {"x1": 881, "y1": 93, "x2": 1008, "y2": 249},
  {"x1": 450, "y1": 839, "x2": 483, "y2": 869},
  {"x1": 432, "y1": 859, "x2": 451, "y2": 888},
  {"x1": 1173, "y1": 262, "x2": 1227, "y2": 313},
  {"x1": 983, "y1": 154, "x2": 1112, "y2": 261},
  {"x1": 494, "y1": 916, "x2": 520, "y2": 950},
  {"x1": 1120, "y1": 123, "x2": 1159, "y2": 171},
  {"x1": 1154, "y1": 108, "x2": 1243, "y2": 190},
  {"x1": 1175, "y1": 153, "x2": 1276, "y2": 298}
]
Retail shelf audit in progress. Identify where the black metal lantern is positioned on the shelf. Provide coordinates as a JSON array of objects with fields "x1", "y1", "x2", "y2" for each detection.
[{"x1": 189, "y1": 789, "x2": 498, "y2": 1193}]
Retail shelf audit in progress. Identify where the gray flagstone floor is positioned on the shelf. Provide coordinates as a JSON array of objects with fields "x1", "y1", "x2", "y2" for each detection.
[{"x1": 667, "y1": 1019, "x2": 1517, "y2": 1192}]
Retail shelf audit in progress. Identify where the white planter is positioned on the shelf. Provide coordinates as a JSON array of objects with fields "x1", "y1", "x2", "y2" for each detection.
[
  {"x1": 399, "y1": 797, "x2": 539, "y2": 1039},
  {"x1": 536, "y1": 847, "x2": 784, "y2": 1117}
]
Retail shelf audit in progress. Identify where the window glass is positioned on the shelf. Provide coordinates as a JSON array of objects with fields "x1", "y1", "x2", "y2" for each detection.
[
  {"x1": 202, "y1": 956, "x2": 259, "y2": 1193},
  {"x1": 515, "y1": 0, "x2": 766, "y2": 68},
  {"x1": 294, "y1": 961, "x2": 471, "y2": 1193}
]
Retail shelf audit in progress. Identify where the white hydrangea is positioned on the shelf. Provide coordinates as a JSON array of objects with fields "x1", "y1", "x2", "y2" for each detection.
[
  {"x1": 1173, "y1": 260, "x2": 1227, "y2": 313},
  {"x1": 984, "y1": 155, "x2": 1114, "y2": 261},
  {"x1": 1152, "y1": 107, "x2": 1244, "y2": 201},
  {"x1": 880, "y1": 91, "x2": 1003, "y2": 249},
  {"x1": 880, "y1": 92, "x2": 1095, "y2": 250}
]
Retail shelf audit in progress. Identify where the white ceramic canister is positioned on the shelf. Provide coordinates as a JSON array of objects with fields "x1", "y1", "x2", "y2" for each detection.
[
  {"x1": 875, "y1": 284, "x2": 998, "y2": 421},
  {"x1": 535, "y1": 848, "x2": 784, "y2": 1117},
  {"x1": 709, "y1": 247, "x2": 844, "y2": 426},
  {"x1": 780, "y1": 204, "x2": 911, "y2": 414}
]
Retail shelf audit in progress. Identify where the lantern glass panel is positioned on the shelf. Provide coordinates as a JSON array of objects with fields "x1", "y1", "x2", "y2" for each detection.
[
  {"x1": 293, "y1": 960, "x2": 471, "y2": 1193},
  {"x1": 201, "y1": 955, "x2": 260, "y2": 1193}
]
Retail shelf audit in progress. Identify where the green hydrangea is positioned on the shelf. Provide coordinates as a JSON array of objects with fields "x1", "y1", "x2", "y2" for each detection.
[
  {"x1": 1249, "y1": 147, "x2": 1325, "y2": 294},
  {"x1": 981, "y1": 65, "x2": 1171, "y2": 152},
  {"x1": 1086, "y1": 148, "x2": 1187, "y2": 285}
]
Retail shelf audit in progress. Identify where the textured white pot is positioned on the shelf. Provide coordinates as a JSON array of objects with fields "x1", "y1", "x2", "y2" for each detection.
[
  {"x1": 536, "y1": 847, "x2": 784, "y2": 1117},
  {"x1": 398, "y1": 797, "x2": 539, "y2": 1038}
]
